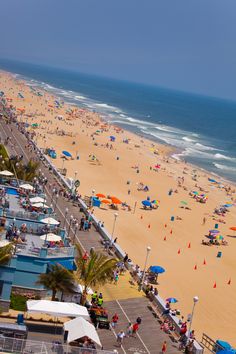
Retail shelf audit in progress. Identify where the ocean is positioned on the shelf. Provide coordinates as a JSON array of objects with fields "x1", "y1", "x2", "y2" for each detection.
[{"x1": 0, "y1": 59, "x2": 236, "y2": 182}]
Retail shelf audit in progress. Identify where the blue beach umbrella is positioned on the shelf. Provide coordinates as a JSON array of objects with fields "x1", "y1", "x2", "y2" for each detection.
[
  {"x1": 223, "y1": 204, "x2": 233, "y2": 208},
  {"x1": 142, "y1": 200, "x2": 152, "y2": 207},
  {"x1": 149, "y1": 265, "x2": 165, "y2": 274},
  {"x1": 216, "y1": 340, "x2": 232, "y2": 350},
  {"x1": 166, "y1": 297, "x2": 178, "y2": 303},
  {"x1": 62, "y1": 150, "x2": 72, "y2": 158},
  {"x1": 217, "y1": 351, "x2": 235, "y2": 354}
]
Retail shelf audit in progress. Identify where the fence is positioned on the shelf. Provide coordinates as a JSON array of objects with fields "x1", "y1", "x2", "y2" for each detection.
[
  {"x1": 0, "y1": 337, "x2": 116, "y2": 354},
  {"x1": 201, "y1": 333, "x2": 224, "y2": 353},
  {"x1": 1, "y1": 208, "x2": 56, "y2": 222}
]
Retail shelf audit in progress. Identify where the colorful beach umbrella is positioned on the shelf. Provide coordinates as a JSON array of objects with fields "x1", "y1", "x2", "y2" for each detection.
[
  {"x1": 62, "y1": 150, "x2": 72, "y2": 158},
  {"x1": 166, "y1": 297, "x2": 178, "y2": 303},
  {"x1": 209, "y1": 229, "x2": 220, "y2": 234},
  {"x1": 229, "y1": 227, "x2": 236, "y2": 231},
  {"x1": 111, "y1": 197, "x2": 122, "y2": 204},
  {"x1": 151, "y1": 200, "x2": 160, "y2": 205},
  {"x1": 101, "y1": 199, "x2": 111, "y2": 204},
  {"x1": 96, "y1": 193, "x2": 106, "y2": 198},
  {"x1": 142, "y1": 200, "x2": 152, "y2": 207},
  {"x1": 149, "y1": 266, "x2": 165, "y2": 274}
]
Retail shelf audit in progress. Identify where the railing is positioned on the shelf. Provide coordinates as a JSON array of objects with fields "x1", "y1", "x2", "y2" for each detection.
[
  {"x1": 201, "y1": 333, "x2": 224, "y2": 353},
  {"x1": 0, "y1": 337, "x2": 116, "y2": 354},
  {"x1": 1, "y1": 208, "x2": 56, "y2": 221}
]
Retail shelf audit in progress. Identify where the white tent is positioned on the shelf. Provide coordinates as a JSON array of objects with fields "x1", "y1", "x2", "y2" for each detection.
[
  {"x1": 30, "y1": 196, "x2": 46, "y2": 203},
  {"x1": 32, "y1": 202, "x2": 50, "y2": 208},
  {"x1": 20, "y1": 183, "x2": 34, "y2": 190},
  {"x1": 40, "y1": 233, "x2": 61, "y2": 242},
  {"x1": 41, "y1": 217, "x2": 60, "y2": 225},
  {"x1": 64, "y1": 317, "x2": 102, "y2": 347},
  {"x1": 0, "y1": 170, "x2": 14, "y2": 176},
  {"x1": 27, "y1": 300, "x2": 89, "y2": 319}
]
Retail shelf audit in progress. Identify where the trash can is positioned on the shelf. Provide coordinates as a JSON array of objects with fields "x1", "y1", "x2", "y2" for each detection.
[
  {"x1": 171, "y1": 216, "x2": 175, "y2": 221},
  {"x1": 217, "y1": 251, "x2": 222, "y2": 258},
  {"x1": 215, "y1": 223, "x2": 219, "y2": 229}
]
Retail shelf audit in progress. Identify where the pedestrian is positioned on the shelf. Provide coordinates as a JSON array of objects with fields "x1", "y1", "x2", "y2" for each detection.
[
  {"x1": 162, "y1": 341, "x2": 167, "y2": 353},
  {"x1": 123, "y1": 253, "x2": 129, "y2": 263},
  {"x1": 116, "y1": 331, "x2": 125, "y2": 347},
  {"x1": 125, "y1": 322, "x2": 133, "y2": 337},
  {"x1": 132, "y1": 322, "x2": 139, "y2": 337},
  {"x1": 111, "y1": 313, "x2": 119, "y2": 328}
]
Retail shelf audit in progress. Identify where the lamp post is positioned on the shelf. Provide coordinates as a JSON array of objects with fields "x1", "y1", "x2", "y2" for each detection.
[
  {"x1": 110, "y1": 212, "x2": 118, "y2": 245},
  {"x1": 63, "y1": 207, "x2": 68, "y2": 228},
  {"x1": 54, "y1": 194, "x2": 59, "y2": 212},
  {"x1": 68, "y1": 215, "x2": 73, "y2": 238},
  {"x1": 139, "y1": 246, "x2": 151, "y2": 291},
  {"x1": 188, "y1": 296, "x2": 199, "y2": 342},
  {"x1": 51, "y1": 188, "x2": 56, "y2": 204},
  {"x1": 73, "y1": 223, "x2": 79, "y2": 242}
]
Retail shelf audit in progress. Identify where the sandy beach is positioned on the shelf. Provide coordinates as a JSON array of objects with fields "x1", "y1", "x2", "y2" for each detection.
[{"x1": 1, "y1": 71, "x2": 236, "y2": 345}]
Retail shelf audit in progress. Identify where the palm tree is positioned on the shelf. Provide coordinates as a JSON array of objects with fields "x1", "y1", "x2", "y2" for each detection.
[
  {"x1": 75, "y1": 244, "x2": 117, "y2": 304},
  {"x1": 0, "y1": 243, "x2": 14, "y2": 265},
  {"x1": 36, "y1": 264, "x2": 75, "y2": 301}
]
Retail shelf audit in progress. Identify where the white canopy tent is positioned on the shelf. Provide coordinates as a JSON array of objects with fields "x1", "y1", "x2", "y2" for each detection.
[
  {"x1": 27, "y1": 300, "x2": 89, "y2": 320},
  {"x1": 41, "y1": 217, "x2": 60, "y2": 225},
  {"x1": 30, "y1": 196, "x2": 46, "y2": 203},
  {"x1": 0, "y1": 170, "x2": 14, "y2": 176},
  {"x1": 40, "y1": 233, "x2": 61, "y2": 242},
  {"x1": 20, "y1": 183, "x2": 34, "y2": 191},
  {"x1": 32, "y1": 202, "x2": 50, "y2": 208},
  {"x1": 64, "y1": 317, "x2": 102, "y2": 347}
]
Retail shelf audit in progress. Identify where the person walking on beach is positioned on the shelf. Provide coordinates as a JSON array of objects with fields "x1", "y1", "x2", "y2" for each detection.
[
  {"x1": 111, "y1": 313, "x2": 119, "y2": 328},
  {"x1": 161, "y1": 341, "x2": 167, "y2": 353},
  {"x1": 125, "y1": 322, "x2": 133, "y2": 337},
  {"x1": 116, "y1": 331, "x2": 125, "y2": 347}
]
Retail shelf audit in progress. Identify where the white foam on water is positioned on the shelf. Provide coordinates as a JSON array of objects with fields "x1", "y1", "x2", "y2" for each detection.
[
  {"x1": 214, "y1": 153, "x2": 234, "y2": 161},
  {"x1": 182, "y1": 136, "x2": 195, "y2": 142},
  {"x1": 214, "y1": 163, "x2": 236, "y2": 172}
]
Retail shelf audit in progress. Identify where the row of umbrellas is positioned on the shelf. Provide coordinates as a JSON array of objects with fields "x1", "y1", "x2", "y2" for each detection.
[{"x1": 95, "y1": 194, "x2": 122, "y2": 205}]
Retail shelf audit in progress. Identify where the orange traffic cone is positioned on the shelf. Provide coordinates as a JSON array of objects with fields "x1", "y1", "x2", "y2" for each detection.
[
  {"x1": 148, "y1": 224, "x2": 151, "y2": 229},
  {"x1": 203, "y1": 259, "x2": 206, "y2": 265},
  {"x1": 140, "y1": 215, "x2": 143, "y2": 220},
  {"x1": 228, "y1": 278, "x2": 231, "y2": 285},
  {"x1": 170, "y1": 229, "x2": 173, "y2": 234},
  {"x1": 213, "y1": 282, "x2": 217, "y2": 288},
  {"x1": 194, "y1": 264, "x2": 197, "y2": 270},
  {"x1": 164, "y1": 224, "x2": 167, "y2": 228},
  {"x1": 177, "y1": 249, "x2": 181, "y2": 254},
  {"x1": 164, "y1": 236, "x2": 167, "y2": 241},
  {"x1": 188, "y1": 242, "x2": 191, "y2": 249}
]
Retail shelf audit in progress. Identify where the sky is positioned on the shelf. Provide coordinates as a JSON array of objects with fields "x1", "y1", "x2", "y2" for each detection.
[{"x1": 0, "y1": 0, "x2": 236, "y2": 100}]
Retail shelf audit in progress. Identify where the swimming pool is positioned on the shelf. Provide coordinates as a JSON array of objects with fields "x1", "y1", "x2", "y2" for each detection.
[{"x1": 6, "y1": 187, "x2": 19, "y2": 196}]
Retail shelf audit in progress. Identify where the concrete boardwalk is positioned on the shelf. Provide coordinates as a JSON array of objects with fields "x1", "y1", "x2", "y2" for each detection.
[{"x1": 0, "y1": 119, "x2": 181, "y2": 353}]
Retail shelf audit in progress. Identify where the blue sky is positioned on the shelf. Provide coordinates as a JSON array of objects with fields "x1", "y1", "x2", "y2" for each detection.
[{"x1": 0, "y1": 0, "x2": 236, "y2": 100}]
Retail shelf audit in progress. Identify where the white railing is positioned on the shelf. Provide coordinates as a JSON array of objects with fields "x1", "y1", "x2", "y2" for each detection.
[{"x1": 0, "y1": 337, "x2": 115, "y2": 354}]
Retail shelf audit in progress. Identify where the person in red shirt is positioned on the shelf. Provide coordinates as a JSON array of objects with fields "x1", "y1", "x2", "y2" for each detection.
[
  {"x1": 111, "y1": 313, "x2": 119, "y2": 328},
  {"x1": 162, "y1": 341, "x2": 167, "y2": 353},
  {"x1": 132, "y1": 322, "x2": 139, "y2": 337}
]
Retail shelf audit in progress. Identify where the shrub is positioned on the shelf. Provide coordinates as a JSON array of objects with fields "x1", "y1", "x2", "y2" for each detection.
[{"x1": 10, "y1": 294, "x2": 27, "y2": 311}]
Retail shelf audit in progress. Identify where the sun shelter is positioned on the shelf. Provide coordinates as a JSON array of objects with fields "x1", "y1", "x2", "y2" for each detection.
[
  {"x1": 30, "y1": 196, "x2": 46, "y2": 204},
  {"x1": 0, "y1": 170, "x2": 14, "y2": 177},
  {"x1": 40, "y1": 233, "x2": 61, "y2": 242},
  {"x1": 19, "y1": 183, "x2": 34, "y2": 191},
  {"x1": 27, "y1": 300, "x2": 90, "y2": 319},
  {"x1": 32, "y1": 202, "x2": 50, "y2": 209},
  {"x1": 64, "y1": 317, "x2": 101, "y2": 346},
  {"x1": 41, "y1": 217, "x2": 60, "y2": 225}
]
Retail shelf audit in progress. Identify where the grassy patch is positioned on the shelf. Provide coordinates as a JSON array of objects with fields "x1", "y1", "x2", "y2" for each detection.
[
  {"x1": 0, "y1": 144, "x2": 8, "y2": 159},
  {"x1": 10, "y1": 294, "x2": 27, "y2": 311}
]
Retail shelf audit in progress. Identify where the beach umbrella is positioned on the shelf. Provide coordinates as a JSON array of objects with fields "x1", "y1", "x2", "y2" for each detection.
[
  {"x1": 149, "y1": 266, "x2": 165, "y2": 274},
  {"x1": 20, "y1": 183, "x2": 34, "y2": 191},
  {"x1": 142, "y1": 200, "x2": 152, "y2": 207},
  {"x1": 151, "y1": 200, "x2": 160, "y2": 205},
  {"x1": 62, "y1": 150, "x2": 72, "y2": 158},
  {"x1": 154, "y1": 164, "x2": 161, "y2": 169},
  {"x1": 166, "y1": 297, "x2": 178, "y2": 303},
  {"x1": 101, "y1": 199, "x2": 111, "y2": 204},
  {"x1": 32, "y1": 202, "x2": 50, "y2": 208},
  {"x1": 40, "y1": 233, "x2": 61, "y2": 242},
  {"x1": 216, "y1": 340, "x2": 232, "y2": 350},
  {"x1": 96, "y1": 193, "x2": 106, "y2": 198},
  {"x1": 181, "y1": 201, "x2": 188, "y2": 205},
  {"x1": 41, "y1": 217, "x2": 60, "y2": 226},
  {"x1": 30, "y1": 197, "x2": 46, "y2": 204},
  {"x1": 192, "y1": 191, "x2": 199, "y2": 195},
  {"x1": 111, "y1": 197, "x2": 122, "y2": 204},
  {"x1": 229, "y1": 227, "x2": 236, "y2": 231},
  {"x1": 209, "y1": 230, "x2": 220, "y2": 234},
  {"x1": 217, "y1": 351, "x2": 235, "y2": 354},
  {"x1": 0, "y1": 240, "x2": 11, "y2": 248},
  {"x1": 0, "y1": 170, "x2": 14, "y2": 176},
  {"x1": 208, "y1": 178, "x2": 217, "y2": 183}
]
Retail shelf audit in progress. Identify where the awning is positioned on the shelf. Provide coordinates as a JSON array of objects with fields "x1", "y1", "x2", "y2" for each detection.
[
  {"x1": 64, "y1": 317, "x2": 102, "y2": 346},
  {"x1": 27, "y1": 300, "x2": 89, "y2": 319}
]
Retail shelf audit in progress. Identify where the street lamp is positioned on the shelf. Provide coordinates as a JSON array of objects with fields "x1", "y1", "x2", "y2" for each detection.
[
  {"x1": 54, "y1": 194, "x2": 59, "y2": 212},
  {"x1": 68, "y1": 215, "x2": 74, "y2": 238},
  {"x1": 73, "y1": 223, "x2": 79, "y2": 242},
  {"x1": 110, "y1": 212, "x2": 118, "y2": 245},
  {"x1": 188, "y1": 296, "x2": 199, "y2": 342},
  {"x1": 139, "y1": 246, "x2": 151, "y2": 291},
  {"x1": 63, "y1": 208, "x2": 68, "y2": 228},
  {"x1": 51, "y1": 188, "x2": 56, "y2": 203}
]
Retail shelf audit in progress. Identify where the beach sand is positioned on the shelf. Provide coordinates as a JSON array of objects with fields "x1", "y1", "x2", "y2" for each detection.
[{"x1": 1, "y1": 71, "x2": 236, "y2": 345}]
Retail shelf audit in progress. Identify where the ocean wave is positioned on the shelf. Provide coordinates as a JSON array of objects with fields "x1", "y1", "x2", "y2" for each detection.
[
  {"x1": 214, "y1": 163, "x2": 236, "y2": 172},
  {"x1": 182, "y1": 136, "x2": 195, "y2": 142},
  {"x1": 214, "y1": 153, "x2": 234, "y2": 161},
  {"x1": 195, "y1": 143, "x2": 217, "y2": 151},
  {"x1": 94, "y1": 103, "x2": 118, "y2": 110},
  {"x1": 75, "y1": 95, "x2": 88, "y2": 100},
  {"x1": 155, "y1": 125, "x2": 182, "y2": 134}
]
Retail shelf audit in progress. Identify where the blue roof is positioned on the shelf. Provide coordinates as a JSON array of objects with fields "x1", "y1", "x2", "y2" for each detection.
[{"x1": 54, "y1": 260, "x2": 77, "y2": 271}]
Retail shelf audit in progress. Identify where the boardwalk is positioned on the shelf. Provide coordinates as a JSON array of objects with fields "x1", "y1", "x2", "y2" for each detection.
[{"x1": 0, "y1": 118, "x2": 181, "y2": 353}]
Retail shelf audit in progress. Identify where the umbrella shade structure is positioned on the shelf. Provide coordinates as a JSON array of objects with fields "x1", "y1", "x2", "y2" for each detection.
[
  {"x1": 149, "y1": 266, "x2": 165, "y2": 274},
  {"x1": 64, "y1": 317, "x2": 102, "y2": 346},
  {"x1": 229, "y1": 227, "x2": 236, "y2": 231},
  {"x1": 32, "y1": 202, "x2": 50, "y2": 208},
  {"x1": 181, "y1": 201, "x2": 188, "y2": 205},
  {"x1": 208, "y1": 178, "x2": 217, "y2": 183},
  {"x1": 0, "y1": 170, "x2": 14, "y2": 177},
  {"x1": 40, "y1": 233, "x2": 61, "y2": 242},
  {"x1": 96, "y1": 193, "x2": 106, "y2": 198},
  {"x1": 216, "y1": 340, "x2": 232, "y2": 350},
  {"x1": 62, "y1": 150, "x2": 72, "y2": 158},
  {"x1": 209, "y1": 230, "x2": 220, "y2": 234},
  {"x1": 223, "y1": 204, "x2": 233, "y2": 208},
  {"x1": 20, "y1": 183, "x2": 34, "y2": 191},
  {"x1": 41, "y1": 217, "x2": 60, "y2": 225},
  {"x1": 151, "y1": 200, "x2": 160, "y2": 205},
  {"x1": 111, "y1": 197, "x2": 122, "y2": 204},
  {"x1": 30, "y1": 197, "x2": 46, "y2": 204},
  {"x1": 101, "y1": 199, "x2": 111, "y2": 204},
  {"x1": 27, "y1": 300, "x2": 89, "y2": 319},
  {"x1": 142, "y1": 200, "x2": 152, "y2": 207},
  {"x1": 0, "y1": 240, "x2": 11, "y2": 248},
  {"x1": 192, "y1": 191, "x2": 199, "y2": 195},
  {"x1": 217, "y1": 351, "x2": 235, "y2": 354},
  {"x1": 166, "y1": 297, "x2": 178, "y2": 303}
]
